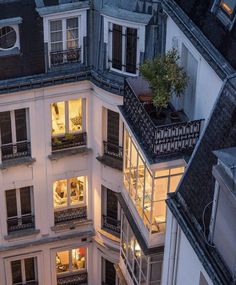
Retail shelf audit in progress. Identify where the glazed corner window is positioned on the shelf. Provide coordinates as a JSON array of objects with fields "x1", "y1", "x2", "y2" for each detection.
[
  {"x1": 49, "y1": 18, "x2": 80, "y2": 66},
  {"x1": 110, "y1": 23, "x2": 137, "y2": 74},
  {"x1": 11, "y1": 257, "x2": 38, "y2": 285},
  {"x1": 0, "y1": 25, "x2": 19, "y2": 50},
  {"x1": 53, "y1": 176, "x2": 86, "y2": 209},
  {"x1": 56, "y1": 248, "x2": 86, "y2": 274},
  {"x1": 51, "y1": 99, "x2": 84, "y2": 136},
  {"x1": 220, "y1": 0, "x2": 236, "y2": 15}
]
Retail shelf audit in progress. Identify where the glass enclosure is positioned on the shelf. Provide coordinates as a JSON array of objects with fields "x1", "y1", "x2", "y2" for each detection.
[
  {"x1": 121, "y1": 213, "x2": 163, "y2": 285},
  {"x1": 124, "y1": 129, "x2": 185, "y2": 233}
]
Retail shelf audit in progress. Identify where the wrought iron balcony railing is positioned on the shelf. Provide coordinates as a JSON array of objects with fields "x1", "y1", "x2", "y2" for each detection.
[
  {"x1": 52, "y1": 132, "x2": 87, "y2": 152},
  {"x1": 123, "y1": 80, "x2": 204, "y2": 157},
  {"x1": 103, "y1": 141, "x2": 123, "y2": 160},
  {"x1": 50, "y1": 48, "x2": 81, "y2": 67},
  {"x1": 102, "y1": 215, "x2": 121, "y2": 235},
  {"x1": 54, "y1": 206, "x2": 87, "y2": 225},
  {"x1": 7, "y1": 214, "x2": 35, "y2": 233},
  {"x1": 57, "y1": 272, "x2": 88, "y2": 285},
  {"x1": 1, "y1": 141, "x2": 31, "y2": 161}
]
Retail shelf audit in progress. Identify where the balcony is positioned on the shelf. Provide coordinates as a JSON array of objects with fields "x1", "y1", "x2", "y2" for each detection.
[
  {"x1": 54, "y1": 206, "x2": 87, "y2": 225},
  {"x1": 97, "y1": 141, "x2": 123, "y2": 171},
  {"x1": 7, "y1": 214, "x2": 35, "y2": 233},
  {"x1": 50, "y1": 48, "x2": 81, "y2": 67},
  {"x1": 57, "y1": 272, "x2": 88, "y2": 285},
  {"x1": 102, "y1": 215, "x2": 121, "y2": 236},
  {"x1": 1, "y1": 141, "x2": 31, "y2": 161},
  {"x1": 52, "y1": 132, "x2": 87, "y2": 152},
  {"x1": 120, "y1": 77, "x2": 204, "y2": 162}
]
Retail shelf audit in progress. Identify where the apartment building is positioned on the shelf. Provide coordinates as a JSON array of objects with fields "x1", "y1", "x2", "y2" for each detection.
[{"x1": 0, "y1": 0, "x2": 234, "y2": 285}]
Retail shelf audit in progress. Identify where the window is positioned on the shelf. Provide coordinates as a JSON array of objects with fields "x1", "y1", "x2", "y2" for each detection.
[
  {"x1": 220, "y1": 0, "x2": 236, "y2": 16},
  {"x1": 49, "y1": 17, "x2": 80, "y2": 66},
  {"x1": 11, "y1": 257, "x2": 38, "y2": 285},
  {"x1": 212, "y1": 0, "x2": 236, "y2": 29},
  {"x1": 56, "y1": 248, "x2": 86, "y2": 275},
  {"x1": 0, "y1": 109, "x2": 30, "y2": 161},
  {"x1": 0, "y1": 24, "x2": 20, "y2": 51},
  {"x1": 53, "y1": 176, "x2": 86, "y2": 209},
  {"x1": 6, "y1": 187, "x2": 34, "y2": 233}
]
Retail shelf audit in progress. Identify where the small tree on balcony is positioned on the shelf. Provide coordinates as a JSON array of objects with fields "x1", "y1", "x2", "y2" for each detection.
[{"x1": 140, "y1": 49, "x2": 188, "y2": 116}]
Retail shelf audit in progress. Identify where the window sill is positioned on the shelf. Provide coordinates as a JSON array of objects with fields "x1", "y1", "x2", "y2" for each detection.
[
  {"x1": 96, "y1": 155, "x2": 123, "y2": 171},
  {"x1": 49, "y1": 147, "x2": 92, "y2": 161},
  {"x1": 4, "y1": 229, "x2": 40, "y2": 240},
  {"x1": 51, "y1": 219, "x2": 93, "y2": 232},
  {"x1": 0, "y1": 157, "x2": 36, "y2": 170},
  {"x1": 109, "y1": 67, "x2": 138, "y2": 77},
  {"x1": 98, "y1": 228, "x2": 120, "y2": 243},
  {"x1": 0, "y1": 47, "x2": 20, "y2": 58}
]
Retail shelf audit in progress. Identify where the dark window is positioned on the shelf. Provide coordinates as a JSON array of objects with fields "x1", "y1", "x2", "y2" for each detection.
[
  {"x1": 20, "y1": 187, "x2": 32, "y2": 215},
  {"x1": 15, "y1": 109, "x2": 27, "y2": 142},
  {"x1": 11, "y1": 260, "x2": 22, "y2": 284},
  {"x1": 25, "y1": 257, "x2": 36, "y2": 282},
  {"x1": 126, "y1": 28, "x2": 137, "y2": 74},
  {"x1": 0, "y1": 26, "x2": 16, "y2": 50},
  {"x1": 107, "y1": 188, "x2": 118, "y2": 220},
  {"x1": 0, "y1": 111, "x2": 12, "y2": 145},
  {"x1": 11, "y1": 258, "x2": 37, "y2": 285},
  {"x1": 112, "y1": 24, "x2": 122, "y2": 70},
  {"x1": 107, "y1": 110, "x2": 119, "y2": 146},
  {"x1": 105, "y1": 260, "x2": 116, "y2": 285}
]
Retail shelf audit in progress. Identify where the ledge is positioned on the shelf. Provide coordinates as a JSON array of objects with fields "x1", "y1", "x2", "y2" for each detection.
[
  {"x1": 98, "y1": 228, "x2": 120, "y2": 243},
  {"x1": 48, "y1": 147, "x2": 92, "y2": 160},
  {"x1": 0, "y1": 157, "x2": 36, "y2": 170},
  {"x1": 4, "y1": 229, "x2": 40, "y2": 241},
  {"x1": 0, "y1": 16, "x2": 22, "y2": 26},
  {"x1": 0, "y1": 47, "x2": 20, "y2": 58},
  {"x1": 51, "y1": 219, "x2": 93, "y2": 232},
  {"x1": 96, "y1": 155, "x2": 123, "y2": 171}
]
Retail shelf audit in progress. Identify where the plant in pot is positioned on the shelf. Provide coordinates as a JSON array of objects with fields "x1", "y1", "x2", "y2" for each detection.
[{"x1": 140, "y1": 48, "x2": 188, "y2": 123}]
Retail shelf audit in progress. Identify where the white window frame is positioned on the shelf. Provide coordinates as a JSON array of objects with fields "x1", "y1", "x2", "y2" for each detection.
[
  {"x1": 103, "y1": 15, "x2": 146, "y2": 76},
  {"x1": 0, "y1": 24, "x2": 20, "y2": 51},
  {"x1": 42, "y1": 9, "x2": 87, "y2": 67}
]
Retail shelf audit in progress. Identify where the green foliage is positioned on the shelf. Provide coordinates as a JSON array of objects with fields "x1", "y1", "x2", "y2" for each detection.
[
  {"x1": 65, "y1": 133, "x2": 74, "y2": 140},
  {"x1": 140, "y1": 49, "x2": 188, "y2": 113}
]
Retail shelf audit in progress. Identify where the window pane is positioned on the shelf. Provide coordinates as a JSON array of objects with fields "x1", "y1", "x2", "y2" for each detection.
[
  {"x1": 70, "y1": 177, "x2": 85, "y2": 205},
  {"x1": 20, "y1": 187, "x2": 31, "y2": 215},
  {"x1": 69, "y1": 99, "x2": 82, "y2": 132},
  {"x1": 51, "y1": 102, "x2": 65, "y2": 135},
  {"x1": 11, "y1": 260, "x2": 22, "y2": 284},
  {"x1": 6, "y1": 189, "x2": 17, "y2": 218},
  {"x1": 25, "y1": 257, "x2": 36, "y2": 281},
  {"x1": 152, "y1": 200, "x2": 166, "y2": 233},
  {"x1": 56, "y1": 251, "x2": 69, "y2": 273},
  {"x1": 51, "y1": 42, "x2": 63, "y2": 52},
  {"x1": 150, "y1": 259, "x2": 163, "y2": 282},
  {"x1": 67, "y1": 18, "x2": 78, "y2": 29},
  {"x1": 170, "y1": 167, "x2": 185, "y2": 175},
  {"x1": 126, "y1": 28, "x2": 137, "y2": 74},
  {"x1": 51, "y1": 31, "x2": 63, "y2": 43},
  {"x1": 170, "y1": 175, "x2": 183, "y2": 192},
  {"x1": 50, "y1": 20, "x2": 62, "y2": 32},
  {"x1": 53, "y1": 180, "x2": 67, "y2": 208},
  {"x1": 0, "y1": 111, "x2": 12, "y2": 145},
  {"x1": 112, "y1": 24, "x2": 122, "y2": 70},
  {"x1": 154, "y1": 177, "x2": 168, "y2": 201},
  {"x1": 107, "y1": 110, "x2": 119, "y2": 146},
  {"x1": 15, "y1": 109, "x2": 27, "y2": 142},
  {"x1": 72, "y1": 248, "x2": 86, "y2": 271}
]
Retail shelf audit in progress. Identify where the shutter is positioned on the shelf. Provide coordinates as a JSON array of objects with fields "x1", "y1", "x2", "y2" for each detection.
[
  {"x1": 112, "y1": 24, "x2": 122, "y2": 70},
  {"x1": 105, "y1": 260, "x2": 116, "y2": 285},
  {"x1": 106, "y1": 188, "x2": 118, "y2": 220},
  {"x1": 107, "y1": 110, "x2": 119, "y2": 146},
  {"x1": 126, "y1": 28, "x2": 137, "y2": 73}
]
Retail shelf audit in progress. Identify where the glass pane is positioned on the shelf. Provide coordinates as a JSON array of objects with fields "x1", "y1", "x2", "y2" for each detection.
[
  {"x1": 141, "y1": 254, "x2": 148, "y2": 278},
  {"x1": 56, "y1": 251, "x2": 69, "y2": 273},
  {"x1": 70, "y1": 177, "x2": 85, "y2": 205},
  {"x1": 130, "y1": 142, "x2": 138, "y2": 201},
  {"x1": 50, "y1": 20, "x2": 62, "y2": 32},
  {"x1": 15, "y1": 109, "x2": 27, "y2": 142},
  {"x1": 25, "y1": 257, "x2": 36, "y2": 281},
  {"x1": 67, "y1": 18, "x2": 78, "y2": 29},
  {"x1": 152, "y1": 200, "x2": 166, "y2": 233},
  {"x1": 6, "y1": 189, "x2": 17, "y2": 218},
  {"x1": 112, "y1": 24, "x2": 122, "y2": 70},
  {"x1": 154, "y1": 177, "x2": 168, "y2": 201},
  {"x1": 221, "y1": 0, "x2": 236, "y2": 14},
  {"x1": 0, "y1": 26, "x2": 16, "y2": 49},
  {"x1": 0, "y1": 111, "x2": 12, "y2": 145},
  {"x1": 51, "y1": 31, "x2": 63, "y2": 43},
  {"x1": 51, "y1": 102, "x2": 65, "y2": 136},
  {"x1": 11, "y1": 260, "x2": 22, "y2": 284},
  {"x1": 53, "y1": 180, "x2": 67, "y2": 208},
  {"x1": 127, "y1": 228, "x2": 134, "y2": 267},
  {"x1": 51, "y1": 42, "x2": 63, "y2": 52},
  {"x1": 20, "y1": 187, "x2": 31, "y2": 215},
  {"x1": 170, "y1": 166, "x2": 185, "y2": 175},
  {"x1": 72, "y1": 248, "x2": 86, "y2": 271},
  {"x1": 155, "y1": 169, "x2": 170, "y2": 178},
  {"x1": 169, "y1": 175, "x2": 183, "y2": 192},
  {"x1": 150, "y1": 260, "x2": 163, "y2": 282},
  {"x1": 68, "y1": 99, "x2": 82, "y2": 132},
  {"x1": 126, "y1": 28, "x2": 137, "y2": 73}
]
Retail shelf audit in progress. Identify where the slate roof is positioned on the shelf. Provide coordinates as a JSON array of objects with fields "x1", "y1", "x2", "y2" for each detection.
[{"x1": 167, "y1": 75, "x2": 236, "y2": 284}]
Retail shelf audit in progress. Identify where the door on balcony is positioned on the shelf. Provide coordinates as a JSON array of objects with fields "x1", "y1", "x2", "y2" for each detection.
[
  {"x1": 102, "y1": 258, "x2": 117, "y2": 285},
  {"x1": 106, "y1": 109, "x2": 120, "y2": 158}
]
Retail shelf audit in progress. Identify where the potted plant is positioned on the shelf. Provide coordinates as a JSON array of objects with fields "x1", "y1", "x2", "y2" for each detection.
[{"x1": 140, "y1": 49, "x2": 188, "y2": 121}]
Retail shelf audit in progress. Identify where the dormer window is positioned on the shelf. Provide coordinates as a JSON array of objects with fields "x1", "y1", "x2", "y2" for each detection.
[
  {"x1": 0, "y1": 26, "x2": 17, "y2": 50},
  {"x1": 220, "y1": 0, "x2": 236, "y2": 17},
  {"x1": 212, "y1": 0, "x2": 236, "y2": 29}
]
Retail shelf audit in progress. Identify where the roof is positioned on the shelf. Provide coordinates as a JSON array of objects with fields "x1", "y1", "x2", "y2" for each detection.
[
  {"x1": 213, "y1": 147, "x2": 236, "y2": 169},
  {"x1": 167, "y1": 74, "x2": 236, "y2": 284}
]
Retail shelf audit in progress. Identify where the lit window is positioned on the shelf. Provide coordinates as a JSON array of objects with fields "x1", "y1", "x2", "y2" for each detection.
[
  {"x1": 51, "y1": 99, "x2": 83, "y2": 136},
  {"x1": 220, "y1": 0, "x2": 236, "y2": 15},
  {"x1": 53, "y1": 176, "x2": 86, "y2": 209},
  {"x1": 56, "y1": 248, "x2": 86, "y2": 274}
]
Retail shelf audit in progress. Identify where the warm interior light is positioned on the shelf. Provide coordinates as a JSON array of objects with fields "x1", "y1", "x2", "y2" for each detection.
[{"x1": 220, "y1": 1, "x2": 234, "y2": 15}]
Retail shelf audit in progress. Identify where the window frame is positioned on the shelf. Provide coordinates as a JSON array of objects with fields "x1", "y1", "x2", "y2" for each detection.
[
  {"x1": 211, "y1": 0, "x2": 236, "y2": 29},
  {"x1": 0, "y1": 24, "x2": 20, "y2": 51}
]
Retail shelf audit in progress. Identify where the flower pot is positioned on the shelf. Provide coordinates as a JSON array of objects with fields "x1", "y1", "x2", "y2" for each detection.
[{"x1": 170, "y1": 111, "x2": 180, "y2": 122}]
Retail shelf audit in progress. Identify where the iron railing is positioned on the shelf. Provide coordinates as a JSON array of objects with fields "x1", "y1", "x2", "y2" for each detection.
[
  {"x1": 57, "y1": 272, "x2": 88, "y2": 285},
  {"x1": 123, "y1": 81, "x2": 204, "y2": 157},
  {"x1": 52, "y1": 132, "x2": 87, "y2": 152},
  {"x1": 54, "y1": 206, "x2": 87, "y2": 224},
  {"x1": 50, "y1": 48, "x2": 81, "y2": 67},
  {"x1": 1, "y1": 141, "x2": 31, "y2": 161},
  {"x1": 102, "y1": 215, "x2": 121, "y2": 235},
  {"x1": 7, "y1": 214, "x2": 35, "y2": 233},
  {"x1": 103, "y1": 141, "x2": 123, "y2": 160}
]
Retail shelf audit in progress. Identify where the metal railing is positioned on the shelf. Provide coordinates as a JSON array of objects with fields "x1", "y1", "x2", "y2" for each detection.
[
  {"x1": 103, "y1": 141, "x2": 123, "y2": 160},
  {"x1": 1, "y1": 141, "x2": 31, "y2": 161},
  {"x1": 57, "y1": 272, "x2": 88, "y2": 285},
  {"x1": 52, "y1": 132, "x2": 87, "y2": 152},
  {"x1": 124, "y1": 81, "x2": 204, "y2": 157},
  {"x1": 7, "y1": 214, "x2": 35, "y2": 233},
  {"x1": 102, "y1": 215, "x2": 121, "y2": 235},
  {"x1": 50, "y1": 48, "x2": 81, "y2": 67},
  {"x1": 54, "y1": 206, "x2": 87, "y2": 224}
]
